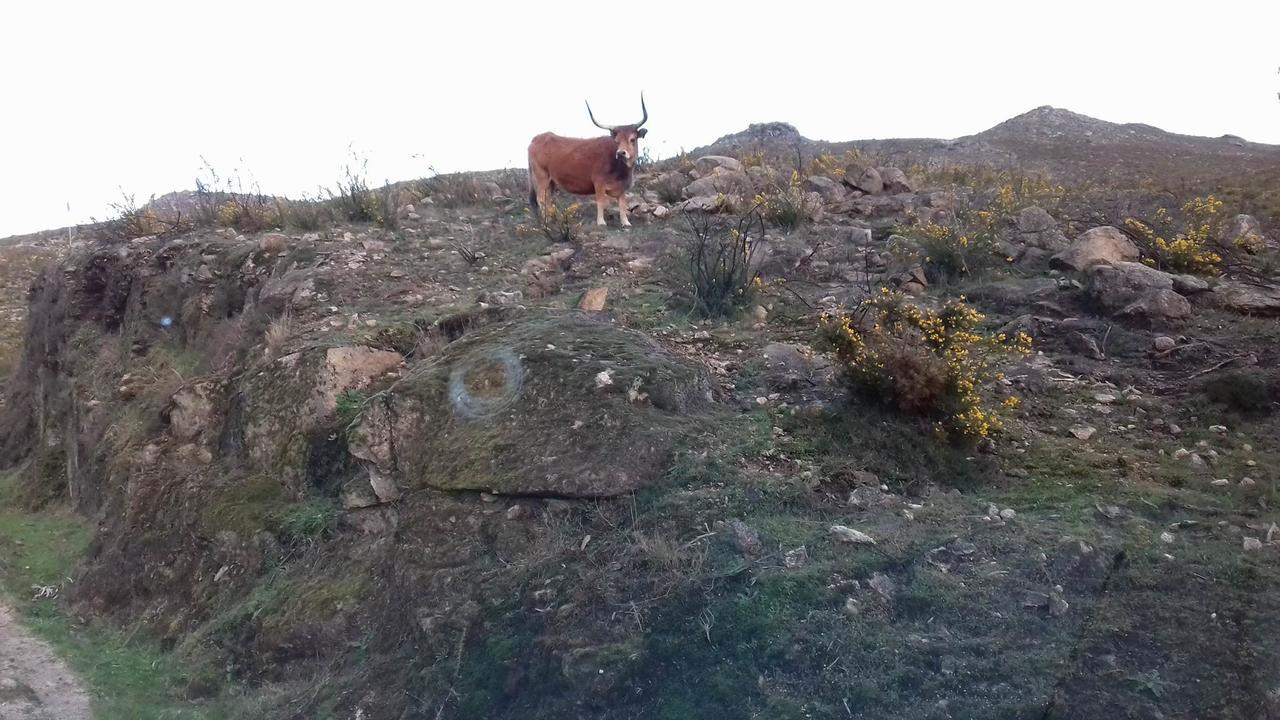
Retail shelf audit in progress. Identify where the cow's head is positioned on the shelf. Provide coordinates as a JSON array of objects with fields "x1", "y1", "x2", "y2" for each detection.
[{"x1": 586, "y1": 94, "x2": 649, "y2": 168}]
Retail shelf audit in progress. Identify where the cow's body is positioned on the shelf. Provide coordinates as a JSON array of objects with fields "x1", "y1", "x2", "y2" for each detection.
[{"x1": 528, "y1": 96, "x2": 648, "y2": 227}]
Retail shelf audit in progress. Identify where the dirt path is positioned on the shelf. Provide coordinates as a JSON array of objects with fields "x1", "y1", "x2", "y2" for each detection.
[{"x1": 0, "y1": 604, "x2": 91, "y2": 720}]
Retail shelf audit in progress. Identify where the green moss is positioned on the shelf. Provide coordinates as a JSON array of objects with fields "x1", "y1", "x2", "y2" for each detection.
[{"x1": 203, "y1": 476, "x2": 290, "y2": 536}]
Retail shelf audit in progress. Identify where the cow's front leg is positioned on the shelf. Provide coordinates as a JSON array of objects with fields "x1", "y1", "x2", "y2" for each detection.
[
  {"x1": 594, "y1": 188, "x2": 608, "y2": 226},
  {"x1": 618, "y1": 195, "x2": 631, "y2": 227}
]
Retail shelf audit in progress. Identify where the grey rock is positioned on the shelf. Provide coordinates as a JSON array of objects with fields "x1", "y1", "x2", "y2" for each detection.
[{"x1": 1051, "y1": 227, "x2": 1140, "y2": 271}]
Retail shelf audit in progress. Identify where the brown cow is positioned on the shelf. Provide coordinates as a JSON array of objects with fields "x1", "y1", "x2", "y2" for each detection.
[{"x1": 528, "y1": 95, "x2": 648, "y2": 227}]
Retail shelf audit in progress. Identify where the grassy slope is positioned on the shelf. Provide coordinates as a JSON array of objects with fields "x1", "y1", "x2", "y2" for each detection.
[{"x1": 0, "y1": 469, "x2": 243, "y2": 719}]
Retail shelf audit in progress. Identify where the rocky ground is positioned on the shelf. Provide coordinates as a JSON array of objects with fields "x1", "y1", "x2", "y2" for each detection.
[{"x1": 0, "y1": 108, "x2": 1278, "y2": 719}]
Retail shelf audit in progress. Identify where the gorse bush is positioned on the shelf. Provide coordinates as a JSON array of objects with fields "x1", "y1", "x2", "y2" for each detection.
[
  {"x1": 896, "y1": 206, "x2": 1002, "y2": 282},
  {"x1": 754, "y1": 171, "x2": 818, "y2": 232},
  {"x1": 818, "y1": 289, "x2": 1030, "y2": 441},
  {"x1": 679, "y1": 205, "x2": 765, "y2": 317},
  {"x1": 1125, "y1": 195, "x2": 1224, "y2": 274}
]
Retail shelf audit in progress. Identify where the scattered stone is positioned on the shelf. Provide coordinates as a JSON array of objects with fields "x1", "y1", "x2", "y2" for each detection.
[
  {"x1": 578, "y1": 287, "x2": 609, "y2": 312},
  {"x1": 1160, "y1": 531, "x2": 1175, "y2": 544},
  {"x1": 1153, "y1": 336, "x2": 1177, "y2": 352},
  {"x1": 1173, "y1": 448, "x2": 1190, "y2": 460},
  {"x1": 505, "y1": 504, "x2": 526, "y2": 520},
  {"x1": 1095, "y1": 504, "x2": 1123, "y2": 519},
  {"x1": 783, "y1": 546, "x2": 809, "y2": 569},
  {"x1": 868, "y1": 572, "x2": 896, "y2": 601},
  {"x1": 716, "y1": 519, "x2": 763, "y2": 557},
  {"x1": 999, "y1": 508, "x2": 1017, "y2": 520},
  {"x1": 1240, "y1": 477, "x2": 1256, "y2": 488},
  {"x1": 1209, "y1": 424, "x2": 1227, "y2": 433},
  {"x1": 829, "y1": 525, "x2": 876, "y2": 545},
  {"x1": 1048, "y1": 591, "x2": 1070, "y2": 617},
  {"x1": 1242, "y1": 537, "x2": 1263, "y2": 551},
  {"x1": 1094, "y1": 393, "x2": 1117, "y2": 404},
  {"x1": 1069, "y1": 425, "x2": 1097, "y2": 440},
  {"x1": 848, "y1": 485, "x2": 898, "y2": 510},
  {"x1": 842, "y1": 598, "x2": 861, "y2": 617},
  {"x1": 1066, "y1": 331, "x2": 1105, "y2": 360},
  {"x1": 1210, "y1": 478, "x2": 1230, "y2": 487}
]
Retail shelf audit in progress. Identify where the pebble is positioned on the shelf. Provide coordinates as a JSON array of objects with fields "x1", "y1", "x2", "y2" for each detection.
[
  {"x1": 1210, "y1": 478, "x2": 1230, "y2": 487},
  {"x1": 1173, "y1": 448, "x2": 1190, "y2": 460},
  {"x1": 999, "y1": 508, "x2": 1017, "y2": 520},
  {"x1": 1069, "y1": 425, "x2": 1096, "y2": 440},
  {"x1": 1242, "y1": 537, "x2": 1262, "y2": 551},
  {"x1": 1240, "y1": 477, "x2": 1256, "y2": 488},
  {"x1": 1160, "y1": 531, "x2": 1175, "y2": 544},
  {"x1": 1209, "y1": 425, "x2": 1228, "y2": 434}
]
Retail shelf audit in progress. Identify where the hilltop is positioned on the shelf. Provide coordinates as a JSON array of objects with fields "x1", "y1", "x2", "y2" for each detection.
[{"x1": 0, "y1": 107, "x2": 1278, "y2": 719}]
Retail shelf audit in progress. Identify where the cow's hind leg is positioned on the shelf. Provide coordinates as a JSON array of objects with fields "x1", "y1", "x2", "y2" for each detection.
[{"x1": 529, "y1": 164, "x2": 552, "y2": 221}]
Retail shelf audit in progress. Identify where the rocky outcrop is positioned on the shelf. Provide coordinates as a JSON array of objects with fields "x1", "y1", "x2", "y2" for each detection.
[
  {"x1": 347, "y1": 313, "x2": 714, "y2": 500},
  {"x1": 1086, "y1": 262, "x2": 1191, "y2": 321}
]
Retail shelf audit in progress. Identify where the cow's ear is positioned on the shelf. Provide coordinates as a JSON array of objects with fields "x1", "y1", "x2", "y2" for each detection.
[{"x1": 637, "y1": 128, "x2": 648, "y2": 138}]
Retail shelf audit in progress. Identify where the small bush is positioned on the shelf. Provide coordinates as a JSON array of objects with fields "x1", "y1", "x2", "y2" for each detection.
[
  {"x1": 1125, "y1": 196, "x2": 1225, "y2": 274},
  {"x1": 1199, "y1": 371, "x2": 1276, "y2": 415},
  {"x1": 896, "y1": 210, "x2": 1001, "y2": 282},
  {"x1": 103, "y1": 192, "x2": 191, "y2": 240},
  {"x1": 754, "y1": 171, "x2": 818, "y2": 232},
  {"x1": 328, "y1": 151, "x2": 377, "y2": 223},
  {"x1": 678, "y1": 205, "x2": 765, "y2": 317},
  {"x1": 282, "y1": 198, "x2": 330, "y2": 231},
  {"x1": 818, "y1": 289, "x2": 1030, "y2": 441},
  {"x1": 194, "y1": 160, "x2": 280, "y2": 233},
  {"x1": 528, "y1": 200, "x2": 583, "y2": 244}
]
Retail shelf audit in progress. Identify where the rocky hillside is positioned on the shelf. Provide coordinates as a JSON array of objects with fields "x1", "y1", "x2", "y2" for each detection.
[{"x1": 1, "y1": 108, "x2": 1279, "y2": 719}]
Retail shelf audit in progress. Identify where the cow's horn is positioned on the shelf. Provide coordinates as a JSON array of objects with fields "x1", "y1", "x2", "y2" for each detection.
[
  {"x1": 585, "y1": 101, "x2": 613, "y2": 131},
  {"x1": 636, "y1": 93, "x2": 648, "y2": 129}
]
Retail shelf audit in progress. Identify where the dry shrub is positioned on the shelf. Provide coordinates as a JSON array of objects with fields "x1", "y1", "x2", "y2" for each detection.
[
  {"x1": 264, "y1": 312, "x2": 293, "y2": 358},
  {"x1": 677, "y1": 204, "x2": 765, "y2": 317}
]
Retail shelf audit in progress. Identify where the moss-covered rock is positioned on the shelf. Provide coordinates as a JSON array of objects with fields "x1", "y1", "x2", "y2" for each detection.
[{"x1": 348, "y1": 311, "x2": 714, "y2": 498}]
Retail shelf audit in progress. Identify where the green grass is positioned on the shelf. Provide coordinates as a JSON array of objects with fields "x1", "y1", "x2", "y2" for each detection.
[{"x1": 0, "y1": 469, "x2": 233, "y2": 719}]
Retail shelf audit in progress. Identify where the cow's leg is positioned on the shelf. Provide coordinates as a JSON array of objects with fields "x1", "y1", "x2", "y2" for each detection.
[
  {"x1": 530, "y1": 165, "x2": 552, "y2": 221},
  {"x1": 618, "y1": 194, "x2": 631, "y2": 227},
  {"x1": 594, "y1": 186, "x2": 608, "y2": 226}
]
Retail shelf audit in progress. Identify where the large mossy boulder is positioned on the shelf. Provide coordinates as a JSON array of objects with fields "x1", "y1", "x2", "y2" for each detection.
[{"x1": 347, "y1": 312, "x2": 714, "y2": 500}]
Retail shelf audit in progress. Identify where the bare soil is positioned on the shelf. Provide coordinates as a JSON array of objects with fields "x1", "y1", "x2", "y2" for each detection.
[{"x1": 0, "y1": 603, "x2": 90, "y2": 720}]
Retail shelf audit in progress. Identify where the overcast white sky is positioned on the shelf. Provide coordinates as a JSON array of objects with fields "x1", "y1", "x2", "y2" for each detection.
[{"x1": 1, "y1": 0, "x2": 1277, "y2": 237}]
